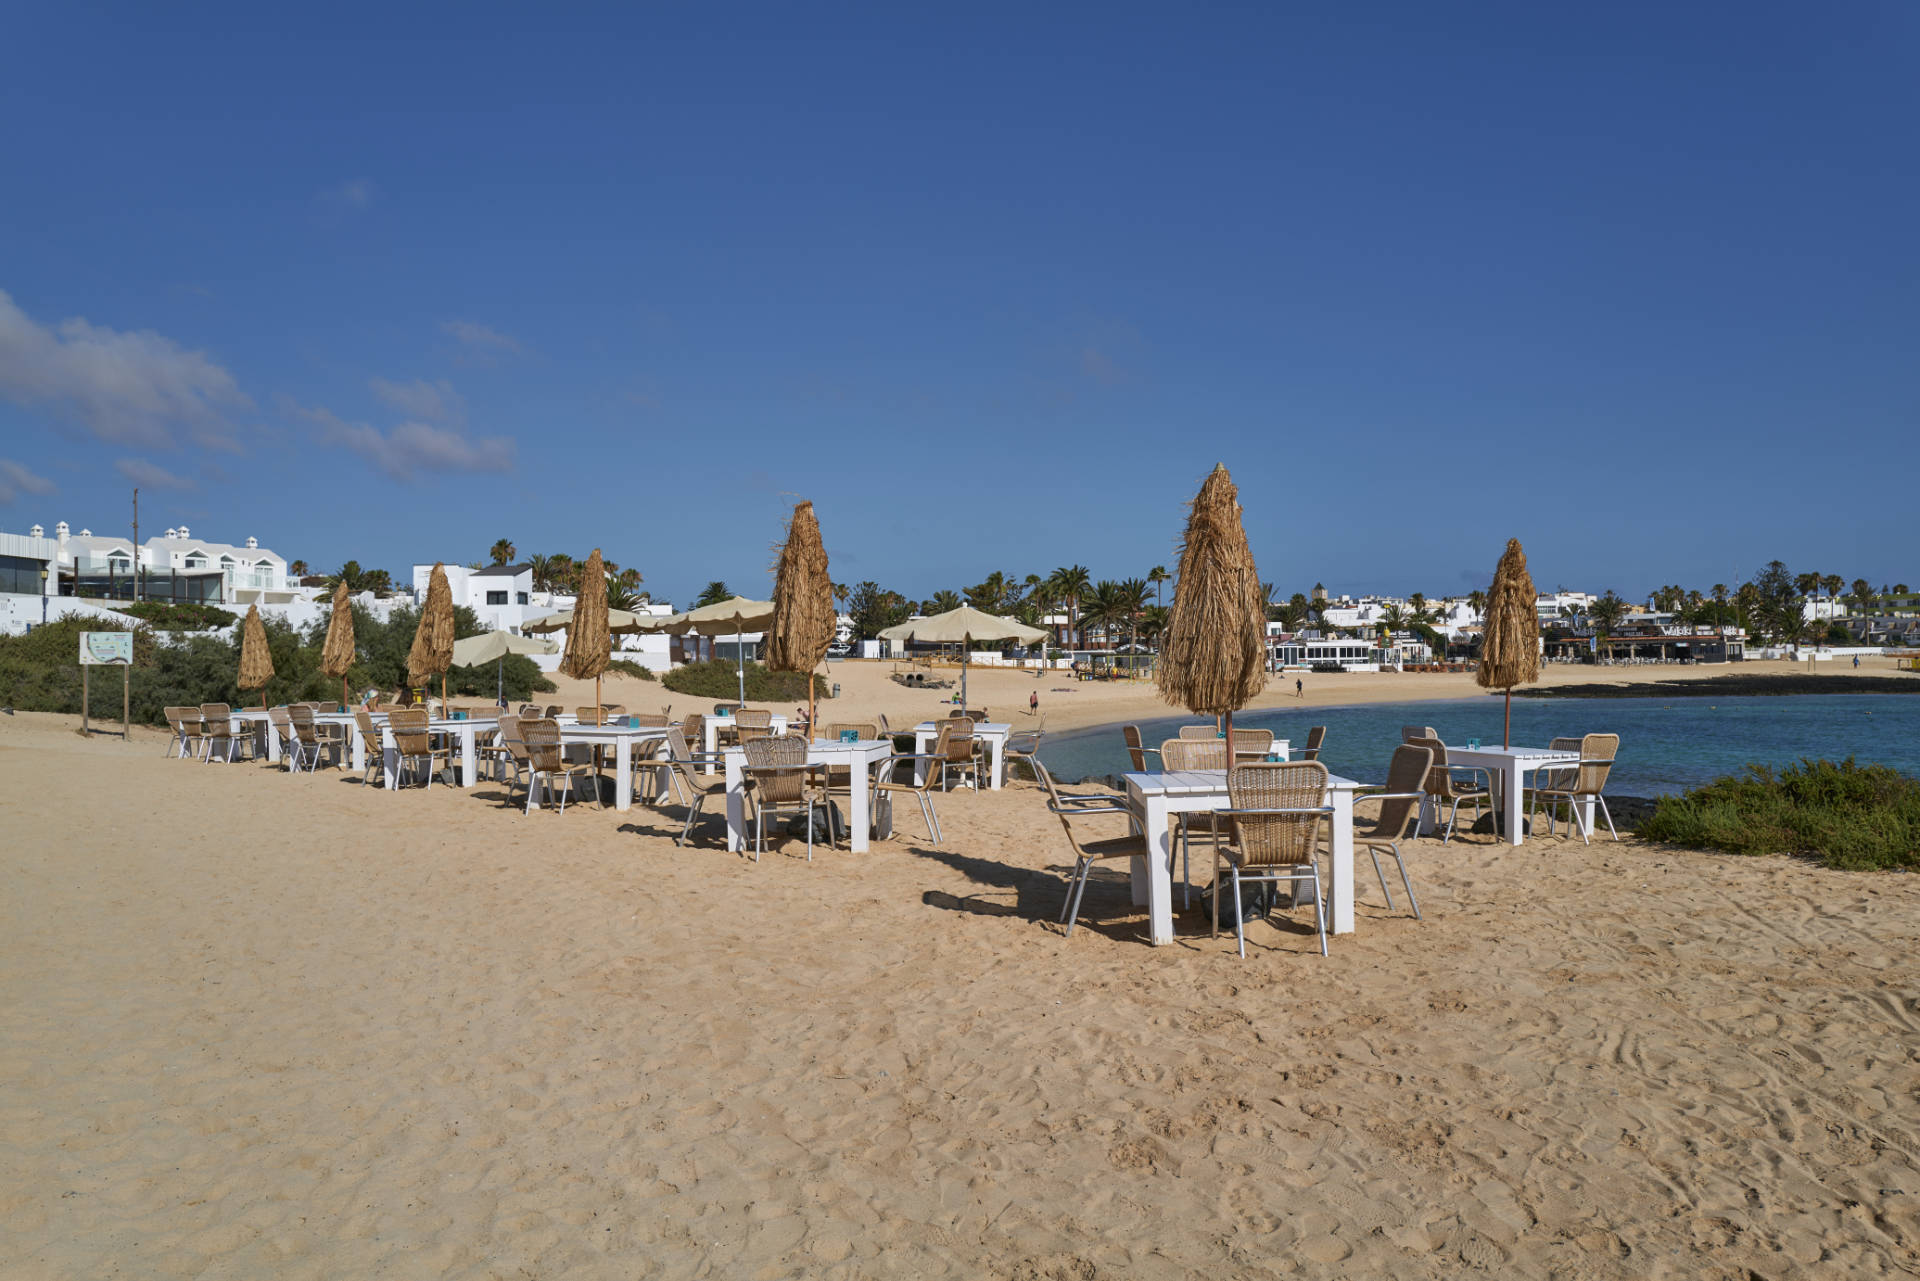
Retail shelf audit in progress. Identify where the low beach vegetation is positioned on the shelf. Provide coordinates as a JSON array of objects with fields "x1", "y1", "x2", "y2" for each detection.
[
  {"x1": 661, "y1": 659, "x2": 832, "y2": 703},
  {"x1": 110, "y1": 601, "x2": 240, "y2": 631},
  {"x1": 1639, "y1": 757, "x2": 1920, "y2": 871}
]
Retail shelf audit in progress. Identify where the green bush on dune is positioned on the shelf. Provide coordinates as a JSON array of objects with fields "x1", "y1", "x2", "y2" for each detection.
[
  {"x1": 661, "y1": 659, "x2": 831, "y2": 703},
  {"x1": 1639, "y1": 758, "x2": 1920, "y2": 871}
]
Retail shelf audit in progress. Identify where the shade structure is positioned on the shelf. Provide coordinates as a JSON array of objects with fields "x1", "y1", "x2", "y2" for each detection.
[
  {"x1": 319, "y1": 581, "x2": 356, "y2": 708},
  {"x1": 766, "y1": 500, "x2": 836, "y2": 730},
  {"x1": 561, "y1": 548, "x2": 614, "y2": 713},
  {"x1": 451, "y1": 629, "x2": 559, "y2": 705},
  {"x1": 236, "y1": 603, "x2": 274, "y2": 709},
  {"x1": 523, "y1": 607, "x2": 656, "y2": 635},
  {"x1": 408, "y1": 562, "x2": 457, "y2": 709},
  {"x1": 879, "y1": 604, "x2": 1047, "y2": 714},
  {"x1": 1475, "y1": 537, "x2": 1541, "y2": 748},
  {"x1": 657, "y1": 596, "x2": 776, "y2": 704},
  {"x1": 1154, "y1": 464, "x2": 1267, "y2": 759}
]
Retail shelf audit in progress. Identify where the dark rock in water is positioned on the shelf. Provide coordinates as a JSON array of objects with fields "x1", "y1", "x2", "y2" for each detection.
[
  {"x1": 1516, "y1": 673, "x2": 1920, "y2": 700},
  {"x1": 1466, "y1": 796, "x2": 1658, "y2": 836}
]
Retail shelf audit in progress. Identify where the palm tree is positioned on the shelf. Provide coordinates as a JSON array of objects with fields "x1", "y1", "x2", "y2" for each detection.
[
  {"x1": 489, "y1": 539, "x2": 516, "y2": 566},
  {"x1": 1118, "y1": 577, "x2": 1150, "y2": 657},
  {"x1": 1081, "y1": 580, "x2": 1126, "y2": 649},
  {"x1": 1850, "y1": 578, "x2": 1876, "y2": 616},
  {"x1": 1379, "y1": 604, "x2": 1408, "y2": 633},
  {"x1": 1148, "y1": 565, "x2": 1168, "y2": 609},
  {"x1": 694, "y1": 580, "x2": 732, "y2": 608},
  {"x1": 1050, "y1": 564, "x2": 1091, "y2": 649},
  {"x1": 1467, "y1": 588, "x2": 1486, "y2": 622},
  {"x1": 831, "y1": 582, "x2": 849, "y2": 611},
  {"x1": 1822, "y1": 574, "x2": 1844, "y2": 612},
  {"x1": 287, "y1": 559, "x2": 308, "y2": 578},
  {"x1": 606, "y1": 581, "x2": 642, "y2": 613},
  {"x1": 1138, "y1": 604, "x2": 1169, "y2": 646},
  {"x1": 327, "y1": 560, "x2": 370, "y2": 593},
  {"x1": 1589, "y1": 590, "x2": 1628, "y2": 662},
  {"x1": 928, "y1": 589, "x2": 963, "y2": 613}
]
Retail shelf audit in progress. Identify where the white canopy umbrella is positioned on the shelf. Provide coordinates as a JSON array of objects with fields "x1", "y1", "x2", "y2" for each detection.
[
  {"x1": 523, "y1": 607, "x2": 657, "y2": 635},
  {"x1": 657, "y1": 597, "x2": 775, "y2": 705},
  {"x1": 879, "y1": 604, "x2": 1047, "y2": 713},
  {"x1": 451, "y1": 629, "x2": 560, "y2": 705}
]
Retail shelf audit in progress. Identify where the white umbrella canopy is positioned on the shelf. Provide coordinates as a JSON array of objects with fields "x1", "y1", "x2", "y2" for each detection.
[
  {"x1": 523, "y1": 608, "x2": 656, "y2": 635},
  {"x1": 879, "y1": 605, "x2": 1047, "y2": 712},
  {"x1": 657, "y1": 597, "x2": 776, "y2": 704},
  {"x1": 451, "y1": 629, "x2": 560, "y2": 706}
]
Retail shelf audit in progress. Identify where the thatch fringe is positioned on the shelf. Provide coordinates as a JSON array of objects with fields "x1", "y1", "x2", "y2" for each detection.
[
  {"x1": 408, "y1": 563, "x2": 456, "y2": 687},
  {"x1": 1155, "y1": 463, "x2": 1267, "y2": 716},
  {"x1": 1477, "y1": 538, "x2": 1541, "y2": 747},
  {"x1": 237, "y1": 604, "x2": 274, "y2": 693}
]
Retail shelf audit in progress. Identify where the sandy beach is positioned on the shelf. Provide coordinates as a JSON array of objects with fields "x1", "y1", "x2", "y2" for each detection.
[{"x1": 5, "y1": 686, "x2": 1919, "y2": 1279}]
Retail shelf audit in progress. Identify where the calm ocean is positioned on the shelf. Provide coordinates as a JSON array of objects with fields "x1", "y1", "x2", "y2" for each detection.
[{"x1": 1039, "y1": 693, "x2": 1920, "y2": 797}]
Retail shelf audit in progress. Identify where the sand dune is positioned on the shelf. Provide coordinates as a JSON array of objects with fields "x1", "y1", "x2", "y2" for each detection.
[{"x1": 4, "y1": 707, "x2": 1918, "y2": 1278}]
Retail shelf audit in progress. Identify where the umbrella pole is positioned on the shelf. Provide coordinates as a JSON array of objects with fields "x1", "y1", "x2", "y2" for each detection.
[
  {"x1": 808, "y1": 671, "x2": 816, "y2": 737},
  {"x1": 1503, "y1": 688, "x2": 1512, "y2": 749},
  {"x1": 1224, "y1": 708, "x2": 1235, "y2": 770},
  {"x1": 497, "y1": 657, "x2": 504, "y2": 707},
  {"x1": 736, "y1": 625, "x2": 745, "y2": 705}
]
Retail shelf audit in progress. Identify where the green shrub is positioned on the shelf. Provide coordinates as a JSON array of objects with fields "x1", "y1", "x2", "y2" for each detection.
[
  {"x1": 608, "y1": 659, "x2": 656, "y2": 680},
  {"x1": 111, "y1": 601, "x2": 239, "y2": 631},
  {"x1": 1639, "y1": 758, "x2": 1920, "y2": 871},
  {"x1": 661, "y1": 659, "x2": 832, "y2": 703}
]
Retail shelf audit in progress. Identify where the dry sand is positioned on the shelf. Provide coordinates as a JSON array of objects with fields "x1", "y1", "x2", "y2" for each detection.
[{"x1": 5, "y1": 688, "x2": 1919, "y2": 1278}]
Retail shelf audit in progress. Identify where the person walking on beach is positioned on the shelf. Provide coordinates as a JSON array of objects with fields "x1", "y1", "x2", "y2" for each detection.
[
  {"x1": 1295, "y1": 677, "x2": 1304, "y2": 699},
  {"x1": 1029, "y1": 689, "x2": 1039, "y2": 716}
]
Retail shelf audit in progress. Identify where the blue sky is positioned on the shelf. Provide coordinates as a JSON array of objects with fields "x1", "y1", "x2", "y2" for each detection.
[{"x1": 2, "y1": 3, "x2": 1915, "y2": 606}]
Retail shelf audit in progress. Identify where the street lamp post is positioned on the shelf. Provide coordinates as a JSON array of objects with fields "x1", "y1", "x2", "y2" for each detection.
[{"x1": 41, "y1": 566, "x2": 49, "y2": 624}]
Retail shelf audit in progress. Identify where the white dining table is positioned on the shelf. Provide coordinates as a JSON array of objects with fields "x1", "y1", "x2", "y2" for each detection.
[
  {"x1": 224, "y1": 707, "x2": 281, "y2": 761},
  {"x1": 702, "y1": 713, "x2": 790, "y2": 763},
  {"x1": 553, "y1": 723, "x2": 672, "y2": 811},
  {"x1": 722, "y1": 739, "x2": 892, "y2": 854},
  {"x1": 912, "y1": 721, "x2": 1013, "y2": 789},
  {"x1": 1123, "y1": 768, "x2": 1365, "y2": 946},
  {"x1": 377, "y1": 716, "x2": 498, "y2": 791},
  {"x1": 1441, "y1": 745, "x2": 1583, "y2": 847}
]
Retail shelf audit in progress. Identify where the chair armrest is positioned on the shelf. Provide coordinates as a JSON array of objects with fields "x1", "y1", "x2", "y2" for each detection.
[
  {"x1": 1216, "y1": 806, "x2": 1337, "y2": 818},
  {"x1": 1048, "y1": 801, "x2": 1133, "y2": 818},
  {"x1": 1351, "y1": 791, "x2": 1426, "y2": 807},
  {"x1": 1056, "y1": 792, "x2": 1130, "y2": 808}
]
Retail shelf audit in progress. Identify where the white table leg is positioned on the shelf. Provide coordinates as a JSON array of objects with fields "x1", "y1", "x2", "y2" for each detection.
[
  {"x1": 1330, "y1": 790, "x2": 1355, "y2": 934},
  {"x1": 724, "y1": 751, "x2": 746, "y2": 851},
  {"x1": 847, "y1": 753, "x2": 871, "y2": 852},
  {"x1": 1503, "y1": 762, "x2": 1525, "y2": 847},
  {"x1": 705, "y1": 719, "x2": 719, "y2": 768},
  {"x1": 382, "y1": 727, "x2": 398, "y2": 791},
  {"x1": 459, "y1": 726, "x2": 477, "y2": 787},
  {"x1": 263, "y1": 719, "x2": 283, "y2": 763},
  {"x1": 615, "y1": 737, "x2": 633, "y2": 811},
  {"x1": 350, "y1": 724, "x2": 366, "y2": 774},
  {"x1": 1132, "y1": 796, "x2": 1176, "y2": 945},
  {"x1": 913, "y1": 730, "x2": 934, "y2": 786},
  {"x1": 988, "y1": 734, "x2": 1005, "y2": 790}
]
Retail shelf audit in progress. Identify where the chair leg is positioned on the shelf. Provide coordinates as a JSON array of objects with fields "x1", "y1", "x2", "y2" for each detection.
[
  {"x1": 1063, "y1": 858, "x2": 1092, "y2": 936},
  {"x1": 805, "y1": 800, "x2": 815, "y2": 862},
  {"x1": 1393, "y1": 844, "x2": 1422, "y2": 920},
  {"x1": 1369, "y1": 847, "x2": 1395, "y2": 910},
  {"x1": 1597, "y1": 795, "x2": 1618, "y2": 841},
  {"x1": 919, "y1": 793, "x2": 940, "y2": 847},
  {"x1": 1180, "y1": 819, "x2": 1190, "y2": 911},
  {"x1": 1310, "y1": 864, "x2": 1329, "y2": 956},
  {"x1": 1230, "y1": 869, "x2": 1245, "y2": 958}
]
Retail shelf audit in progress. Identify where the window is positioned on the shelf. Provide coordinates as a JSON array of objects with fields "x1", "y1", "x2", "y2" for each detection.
[
  {"x1": 486, "y1": 590, "x2": 508, "y2": 605},
  {"x1": 0, "y1": 554, "x2": 47, "y2": 595},
  {"x1": 517, "y1": 592, "x2": 529, "y2": 605}
]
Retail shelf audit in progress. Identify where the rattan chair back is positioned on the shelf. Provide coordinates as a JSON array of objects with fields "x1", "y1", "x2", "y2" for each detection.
[
  {"x1": 1161, "y1": 737, "x2": 1228, "y2": 770},
  {"x1": 1408, "y1": 736, "x2": 1464, "y2": 801},
  {"x1": 494, "y1": 715, "x2": 527, "y2": 765},
  {"x1": 1177, "y1": 723, "x2": 1218, "y2": 740},
  {"x1": 1227, "y1": 761, "x2": 1330, "y2": 867},
  {"x1": 1122, "y1": 724, "x2": 1151, "y2": 771},
  {"x1": 388, "y1": 708, "x2": 432, "y2": 756},
  {"x1": 354, "y1": 708, "x2": 382, "y2": 748},
  {"x1": 1301, "y1": 725, "x2": 1327, "y2": 760},
  {"x1": 1576, "y1": 733, "x2": 1619, "y2": 794},
  {"x1": 575, "y1": 706, "x2": 607, "y2": 726},
  {"x1": 824, "y1": 722, "x2": 875, "y2": 741},
  {"x1": 1361, "y1": 745, "x2": 1432, "y2": 840},
  {"x1": 519, "y1": 718, "x2": 565, "y2": 773},
  {"x1": 936, "y1": 720, "x2": 976, "y2": 768},
  {"x1": 1401, "y1": 724, "x2": 1438, "y2": 744},
  {"x1": 1231, "y1": 728, "x2": 1274, "y2": 758},
  {"x1": 734, "y1": 709, "x2": 772, "y2": 730},
  {"x1": 628, "y1": 713, "x2": 669, "y2": 727},
  {"x1": 744, "y1": 733, "x2": 809, "y2": 805}
]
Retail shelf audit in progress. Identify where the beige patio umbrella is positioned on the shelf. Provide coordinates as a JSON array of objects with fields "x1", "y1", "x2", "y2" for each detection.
[
  {"x1": 451, "y1": 629, "x2": 558, "y2": 706},
  {"x1": 658, "y1": 596, "x2": 776, "y2": 704},
  {"x1": 1154, "y1": 464, "x2": 1267, "y2": 761},
  {"x1": 523, "y1": 607, "x2": 656, "y2": 634},
  {"x1": 1477, "y1": 538, "x2": 1541, "y2": 748},
  {"x1": 408, "y1": 562, "x2": 456, "y2": 711},
  {"x1": 236, "y1": 603, "x2": 274, "y2": 710},
  {"x1": 319, "y1": 580, "x2": 356, "y2": 709},
  {"x1": 560, "y1": 548, "x2": 612, "y2": 710},
  {"x1": 879, "y1": 604, "x2": 1046, "y2": 714},
  {"x1": 766, "y1": 500, "x2": 836, "y2": 732}
]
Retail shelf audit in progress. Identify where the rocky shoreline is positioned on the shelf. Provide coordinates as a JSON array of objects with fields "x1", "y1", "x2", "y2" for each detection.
[{"x1": 1515, "y1": 672, "x2": 1920, "y2": 700}]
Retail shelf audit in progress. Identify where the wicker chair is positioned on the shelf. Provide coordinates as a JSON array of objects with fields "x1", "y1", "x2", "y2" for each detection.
[
  {"x1": 932, "y1": 719, "x2": 983, "y2": 792},
  {"x1": 1122, "y1": 725, "x2": 1161, "y2": 773},
  {"x1": 1230, "y1": 728, "x2": 1275, "y2": 763},
  {"x1": 1401, "y1": 724, "x2": 1438, "y2": 745},
  {"x1": 164, "y1": 706, "x2": 205, "y2": 759},
  {"x1": 287, "y1": 704, "x2": 337, "y2": 773},
  {"x1": 815, "y1": 723, "x2": 877, "y2": 795},
  {"x1": 1177, "y1": 724, "x2": 1219, "y2": 740},
  {"x1": 268, "y1": 706, "x2": 302, "y2": 771},
  {"x1": 200, "y1": 703, "x2": 242, "y2": 763},
  {"x1": 1299, "y1": 726, "x2": 1327, "y2": 762},
  {"x1": 388, "y1": 708, "x2": 453, "y2": 790},
  {"x1": 1162, "y1": 737, "x2": 1230, "y2": 908},
  {"x1": 1353, "y1": 744, "x2": 1433, "y2": 919},
  {"x1": 869, "y1": 742, "x2": 947, "y2": 846},
  {"x1": 474, "y1": 714, "x2": 529, "y2": 802},
  {"x1": 1408, "y1": 736, "x2": 1490, "y2": 843},
  {"x1": 1035, "y1": 757, "x2": 1154, "y2": 939},
  {"x1": 734, "y1": 708, "x2": 774, "y2": 747},
  {"x1": 518, "y1": 717, "x2": 593, "y2": 814},
  {"x1": 353, "y1": 708, "x2": 387, "y2": 786},
  {"x1": 1529, "y1": 733, "x2": 1621, "y2": 843},
  {"x1": 679, "y1": 713, "x2": 708, "y2": 771},
  {"x1": 628, "y1": 712, "x2": 669, "y2": 727},
  {"x1": 742, "y1": 734, "x2": 834, "y2": 861},
  {"x1": 660, "y1": 726, "x2": 730, "y2": 845},
  {"x1": 1004, "y1": 726, "x2": 1043, "y2": 784},
  {"x1": 1214, "y1": 762, "x2": 1334, "y2": 957}
]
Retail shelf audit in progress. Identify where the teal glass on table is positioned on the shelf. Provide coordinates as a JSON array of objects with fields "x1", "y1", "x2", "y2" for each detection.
[
  {"x1": 628, "y1": 715, "x2": 641, "y2": 729},
  {"x1": 1467, "y1": 737, "x2": 1480, "y2": 751},
  {"x1": 841, "y1": 729, "x2": 857, "y2": 743}
]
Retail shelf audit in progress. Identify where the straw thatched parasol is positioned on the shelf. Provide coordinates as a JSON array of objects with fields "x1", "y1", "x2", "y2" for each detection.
[
  {"x1": 319, "y1": 580, "x2": 356, "y2": 709},
  {"x1": 878, "y1": 604, "x2": 1047, "y2": 713},
  {"x1": 766, "y1": 500, "x2": 836, "y2": 731},
  {"x1": 451, "y1": 630, "x2": 558, "y2": 706},
  {"x1": 236, "y1": 603, "x2": 274, "y2": 709},
  {"x1": 1476, "y1": 537, "x2": 1541, "y2": 748},
  {"x1": 657, "y1": 597, "x2": 776, "y2": 704},
  {"x1": 408, "y1": 562, "x2": 457, "y2": 711},
  {"x1": 560, "y1": 548, "x2": 612, "y2": 711},
  {"x1": 1154, "y1": 463, "x2": 1267, "y2": 760}
]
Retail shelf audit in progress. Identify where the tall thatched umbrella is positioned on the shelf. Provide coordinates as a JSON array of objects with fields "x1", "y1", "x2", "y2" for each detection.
[
  {"x1": 408, "y1": 562, "x2": 456, "y2": 710},
  {"x1": 561, "y1": 548, "x2": 612, "y2": 711},
  {"x1": 1476, "y1": 537, "x2": 1541, "y2": 748},
  {"x1": 236, "y1": 603, "x2": 274, "y2": 710},
  {"x1": 319, "y1": 580, "x2": 356, "y2": 709},
  {"x1": 767, "y1": 500, "x2": 836, "y2": 732},
  {"x1": 1154, "y1": 464, "x2": 1267, "y2": 761}
]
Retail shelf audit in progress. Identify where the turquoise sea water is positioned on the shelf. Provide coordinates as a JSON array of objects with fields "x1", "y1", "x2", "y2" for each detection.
[{"x1": 1040, "y1": 694, "x2": 1920, "y2": 797}]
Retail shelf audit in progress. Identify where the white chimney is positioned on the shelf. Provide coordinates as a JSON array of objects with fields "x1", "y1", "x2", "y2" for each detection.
[
  {"x1": 30, "y1": 524, "x2": 44, "y2": 538},
  {"x1": 176, "y1": 524, "x2": 190, "y2": 539},
  {"x1": 165, "y1": 527, "x2": 178, "y2": 539},
  {"x1": 246, "y1": 536, "x2": 258, "y2": 549},
  {"x1": 79, "y1": 528, "x2": 91, "y2": 538}
]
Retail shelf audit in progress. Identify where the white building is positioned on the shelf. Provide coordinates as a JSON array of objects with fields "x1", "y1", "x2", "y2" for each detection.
[
  {"x1": 412, "y1": 562, "x2": 680, "y2": 672},
  {"x1": 39, "y1": 520, "x2": 297, "y2": 605}
]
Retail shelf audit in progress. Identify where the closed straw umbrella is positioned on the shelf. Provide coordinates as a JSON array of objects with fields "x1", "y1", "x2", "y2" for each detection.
[
  {"x1": 1476, "y1": 538, "x2": 1541, "y2": 749},
  {"x1": 319, "y1": 580, "x2": 356, "y2": 709},
  {"x1": 1154, "y1": 464, "x2": 1267, "y2": 761},
  {"x1": 236, "y1": 603, "x2": 274, "y2": 710},
  {"x1": 408, "y1": 562, "x2": 456, "y2": 711},
  {"x1": 766, "y1": 500, "x2": 836, "y2": 733},
  {"x1": 561, "y1": 548, "x2": 612, "y2": 711}
]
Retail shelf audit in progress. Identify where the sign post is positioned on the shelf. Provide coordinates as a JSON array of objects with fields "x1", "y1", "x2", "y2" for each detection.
[{"x1": 80, "y1": 632, "x2": 134, "y2": 738}]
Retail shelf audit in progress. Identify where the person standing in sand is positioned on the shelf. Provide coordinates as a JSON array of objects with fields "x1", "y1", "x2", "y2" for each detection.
[
  {"x1": 1029, "y1": 690, "x2": 1038, "y2": 716},
  {"x1": 1295, "y1": 677, "x2": 1304, "y2": 699}
]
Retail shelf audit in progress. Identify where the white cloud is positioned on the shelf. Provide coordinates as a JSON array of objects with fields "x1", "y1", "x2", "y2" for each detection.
[
  {"x1": 114, "y1": 457, "x2": 195, "y2": 490},
  {"x1": 0, "y1": 288, "x2": 251, "y2": 447},
  {"x1": 0, "y1": 458, "x2": 55, "y2": 505},
  {"x1": 369, "y1": 376, "x2": 464, "y2": 424},
  {"x1": 291, "y1": 401, "x2": 514, "y2": 482},
  {"x1": 441, "y1": 319, "x2": 524, "y2": 357}
]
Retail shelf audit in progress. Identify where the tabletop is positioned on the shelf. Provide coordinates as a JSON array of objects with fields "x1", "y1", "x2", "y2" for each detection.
[{"x1": 1125, "y1": 769, "x2": 1365, "y2": 796}]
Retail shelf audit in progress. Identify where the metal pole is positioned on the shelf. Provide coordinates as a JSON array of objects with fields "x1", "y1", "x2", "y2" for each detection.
[
  {"x1": 132, "y1": 487, "x2": 139, "y2": 603},
  {"x1": 736, "y1": 624, "x2": 745, "y2": 704}
]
